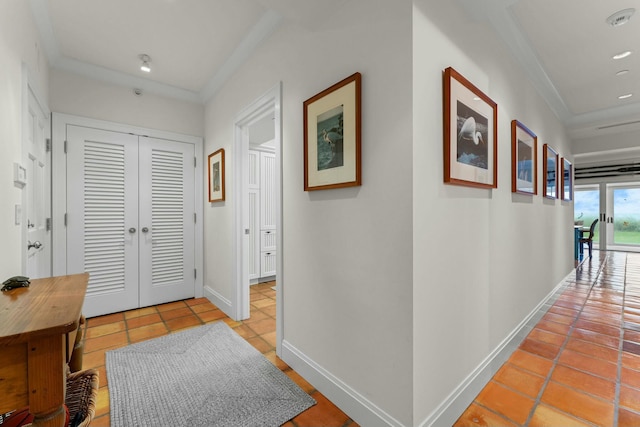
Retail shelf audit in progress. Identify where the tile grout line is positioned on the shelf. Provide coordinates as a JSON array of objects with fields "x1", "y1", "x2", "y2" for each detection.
[
  {"x1": 613, "y1": 253, "x2": 627, "y2": 427},
  {"x1": 523, "y1": 252, "x2": 609, "y2": 426}
]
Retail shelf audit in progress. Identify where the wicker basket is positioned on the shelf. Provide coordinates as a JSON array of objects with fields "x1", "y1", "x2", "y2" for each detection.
[
  {"x1": 22, "y1": 368, "x2": 98, "y2": 427},
  {"x1": 65, "y1": 368, "x2": 99, "y2": 427}
]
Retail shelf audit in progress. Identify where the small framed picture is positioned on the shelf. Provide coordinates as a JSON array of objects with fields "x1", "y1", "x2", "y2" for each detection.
[
  {"x1": 443, "y1": 67, "x2": 498, "y2": 189},
  {"x1": 511, "y1": 120, "x2": 537, "y2": 195},
  {"x1": 208, "y1": 148, "x2": 225, "y2": 202},
  {"x1": 561, "y1": 157, "x2": 572, "y2": 202},
  {"x1": 543, "y1": 144, "x2": 558, "y2": 199},
  {"x1": 304, "y1": 72, "x2": 361, "y2": 191}
]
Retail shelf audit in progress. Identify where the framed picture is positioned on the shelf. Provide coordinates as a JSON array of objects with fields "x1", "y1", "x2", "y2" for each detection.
[
  {"x1": 543, "y1": 144, "x2": 558, "y2": 199},
  {"x1": 304, "y1": 72, "x2": 361, "y2": 191},
  {"x1": 208, "y1": 148, "x2": 225, "y2": 202},
  {"x1": 511, "y1": 120, "x2": 537, "y2": 195},
  {"x1": 443, "y1": 67, "x2": 498, "y2": 189},
  {"x1": 561, "y1": 157, "x2": 573, "y2": 201}
]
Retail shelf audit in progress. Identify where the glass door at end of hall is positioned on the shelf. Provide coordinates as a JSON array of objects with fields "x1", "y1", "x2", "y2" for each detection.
[
  {"x1": 574, "y1": 186, "x2": 602, "y2": 252},
  {"x1": 607, "y1": 184, "x2": 640, "y2": 251}
]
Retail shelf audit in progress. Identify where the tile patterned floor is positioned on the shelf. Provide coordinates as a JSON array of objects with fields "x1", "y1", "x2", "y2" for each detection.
[
  {"x1": 82, "y1": 281, "x2": 358, "y2": 427},
  {"x1": 455, "y1": 251, "x2": 640, "y2": 426}
]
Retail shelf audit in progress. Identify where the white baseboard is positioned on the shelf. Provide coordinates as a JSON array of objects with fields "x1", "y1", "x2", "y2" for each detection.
[
  {"x1": 280, "y1": 269, "x2": 575, "y2": 427},
  {"x1": 281, "y1": 340, "x2": 406, "y2": 427},
  {"x1": 203, "y1": 285, "x2": 233, "y2": 318},
  {"x1": 419, "y1": 270, "x2": 575, "y2": 427}
]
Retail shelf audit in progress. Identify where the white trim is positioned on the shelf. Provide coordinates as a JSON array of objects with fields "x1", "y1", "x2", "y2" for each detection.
[
  {"x1": 203, "y1": 285, "x2": 233, "y2": 315},
  {"x1": 232, "y1": 83, "x2": 283, "y2": 357},
  {"x1": 281, "y1": 340, "x2": 405, "y2": 427},
  {"x1": 51, "y1": 112, "x2": 204, "y2": 298},
  {"x1": 420, "y1": 269, "x2": 580, "y2": 427}
]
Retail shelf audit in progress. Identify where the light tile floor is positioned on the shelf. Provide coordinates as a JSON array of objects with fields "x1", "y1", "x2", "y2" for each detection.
[
  {"x1": 82, "y1": 281, "x2": 358, "y2": 427},
  {"x1": 455, "y1": 250, "x2": 640, "y2": 426}
]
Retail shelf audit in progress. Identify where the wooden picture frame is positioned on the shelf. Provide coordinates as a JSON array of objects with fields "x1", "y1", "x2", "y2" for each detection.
[
  {"x1": 443, "y1": 67, "x2": 498, "y2": 189},
  {"x1": 511, "y1": 120, "x2": 537, "y2": 195},
  {"x1": 543, "y1": 144, "x2": 558, "y2": 199},
  {"x1": 561, "y1": 157, "x2": 573, "y2": 202},
  {"x1": 304, "y1": 72, "x2": 361, "y2": 191},
  {"x1": 208, "y1": 148, "x2": 225, "y2": 202}
]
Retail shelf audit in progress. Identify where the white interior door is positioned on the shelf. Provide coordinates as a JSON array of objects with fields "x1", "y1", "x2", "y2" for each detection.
[
  {"x1": 67, "y1": 126, "x2": 139, "y2": 317},
  {"x1": 248, "y1": 149, "x2": 260, "y2": 280},
  {"x1": 138, "y1": 137, "x2": 195, "y2": 306},
  {"x1": 24, "y1": 87, "x2": 51, "y2": 279}
]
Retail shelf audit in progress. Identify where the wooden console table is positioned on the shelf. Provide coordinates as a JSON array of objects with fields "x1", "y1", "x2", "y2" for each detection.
[{"x1": 0, "y1": 273, "x2": 88, "y2": 427}]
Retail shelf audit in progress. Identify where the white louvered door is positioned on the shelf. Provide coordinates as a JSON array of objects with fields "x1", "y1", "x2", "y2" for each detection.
[
  {"x1": 260, "y1": 151, "x2": 276, "y2": 277},
  {"x1": 248, "y1": 150, "x2": 260, "y2": 280},
  {"x1": 67, "y1": 126, "x2": 140, "y2": 316},
  {"x1": 67, "y1": 127, "x2": 196, "y2": 317},
  {"x1": 138, "y1": 137, "x2": 195, "y2": 306}
]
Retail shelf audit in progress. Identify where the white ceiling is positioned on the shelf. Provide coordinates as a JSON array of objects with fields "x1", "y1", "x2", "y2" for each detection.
[{"x1": 29, "y1": 0, "x2": 640, "y2": 142}]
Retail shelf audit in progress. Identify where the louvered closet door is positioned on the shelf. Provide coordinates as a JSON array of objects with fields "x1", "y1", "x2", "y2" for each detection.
[
  {"x1": 67, "y1": 126, "x2": 140, "y2": 317},
  {"x1": 138, "y1": 137, "x2": 195, "y2": 306}
]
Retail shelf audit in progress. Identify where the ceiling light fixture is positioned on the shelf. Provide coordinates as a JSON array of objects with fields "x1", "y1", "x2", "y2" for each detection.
[
  {"x1": 618, "y1": 93, "x2": 633, "y2": 100},
  {"x1": 613, "y1": 50, "x2": 632, "y2": 60},
  {"x1": 616, "y1": 70, "x2": 630, "y2": 76},
  {"x1": 607, "y1": 8, "x2": 635, "y2": 27},
  {"x1": 139, "y1": 54, "x2": 151, "y2": 72}
]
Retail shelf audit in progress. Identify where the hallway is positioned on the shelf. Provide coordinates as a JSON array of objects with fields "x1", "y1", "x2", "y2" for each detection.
[{"x1": 456, "y1": 251, "x2": 640, "y2": 426}]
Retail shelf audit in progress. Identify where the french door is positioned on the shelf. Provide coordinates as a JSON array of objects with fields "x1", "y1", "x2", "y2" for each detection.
[
  {"x1": 607, "y1": 183, "x2": 640, "y2": 251},
  {"x1": 574, "y1": 185, "x2": 603, "y2": 250},
  {"x1": 66, "y1": 125, "x2": 195, "y2": 317},
  {"x1": 575, "y1": 182, "x2": 640, "y2": 253}
]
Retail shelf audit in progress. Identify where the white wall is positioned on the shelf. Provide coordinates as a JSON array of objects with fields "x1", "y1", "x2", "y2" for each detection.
[
  {"x1": 413, "y1": 1, "x2": 574, "y2": 424},
  {"x1": 204, "y1": 0, "x2": 414, "y2": 424},
  {"x1": 50, "y1": 69, "x2": 204, "y2": 137},
  {"x1": 0, "y1": 0, "x2": 49, "y2": 279}
]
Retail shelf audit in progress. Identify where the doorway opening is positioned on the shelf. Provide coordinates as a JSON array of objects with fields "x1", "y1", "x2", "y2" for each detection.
[
  {"x1": 574, "y1": 181, "x2": 640, "y2": 254},
  {"x1": 233, "y1": 83, "x2": 283, "y2": 355}
]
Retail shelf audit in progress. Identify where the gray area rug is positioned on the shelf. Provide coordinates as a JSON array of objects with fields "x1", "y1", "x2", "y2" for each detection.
[{"x1": 106, "y1": 322, "x2": 315, "y2": 427}]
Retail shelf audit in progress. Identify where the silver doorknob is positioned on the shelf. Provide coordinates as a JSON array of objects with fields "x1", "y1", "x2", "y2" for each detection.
[
  {"x1": 141, "y1": 227, "x2": 149, "y2": 233},
  {"x1": 129, "y1": 227, "x2": 136, "y2": 233},
  {"x1": 28, "y1": 240, "x2": 42, "y2": 250}
]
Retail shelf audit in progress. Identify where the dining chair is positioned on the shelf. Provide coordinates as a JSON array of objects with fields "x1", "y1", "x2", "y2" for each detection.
[{"x1": 579, "y1": 219, "x2": 598, "y2": 258}]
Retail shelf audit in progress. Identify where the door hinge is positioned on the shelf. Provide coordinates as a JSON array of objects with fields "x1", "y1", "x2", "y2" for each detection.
[
  {"x1": 64, "y1": 213, "x2": 68, "y2": 226},
  {"x1": 194, "y1": 157, "x2": 197, "y2": 167},
  {"x1": 194, "y1": 269, "x2": 197, "y2": 279},
  {"x1": 45, "y1": 217, "x2": 52, "y2": 232},
  {"x1": 46, "y1": 138, "x2": 51, "y2": 152},
  {"x1": 194, "y1": 213, "x2": 197, "y2": 223},
  {"x1": 64, "y1": 140, "x2": 68, "y2": 154}
]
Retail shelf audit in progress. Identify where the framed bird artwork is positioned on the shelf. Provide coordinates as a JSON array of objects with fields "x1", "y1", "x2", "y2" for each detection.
[
  {"x1": 303, "y1": 72, "x2": 361, "y2": 191},
  {"x1": 443, "y1": 67, "x2": 498, "y2": 189}
]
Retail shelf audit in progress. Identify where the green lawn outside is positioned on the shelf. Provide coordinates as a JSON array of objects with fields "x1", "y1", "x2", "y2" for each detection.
[{"x1": 614, "y1": 231, "x2": 640, "y2": 245}]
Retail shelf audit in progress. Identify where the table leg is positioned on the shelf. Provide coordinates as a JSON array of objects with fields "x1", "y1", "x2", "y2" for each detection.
[{"x1": 28, "y1": 335, "x2": 66, "y2": 427}]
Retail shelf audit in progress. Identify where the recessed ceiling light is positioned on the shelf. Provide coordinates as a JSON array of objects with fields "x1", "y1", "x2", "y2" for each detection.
[
  {"x1": 616, "y1": 70, "x2": 630, "y2": 76},
  {"x1": 613, "y1": 50, "x2": 632, "y2": 60},
  {"x1": 607, "y1": 8, "x2": 635, "y2": 27},
  {"x1": 618, "y1": 93, "x2": 633, "y2": 99}
]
